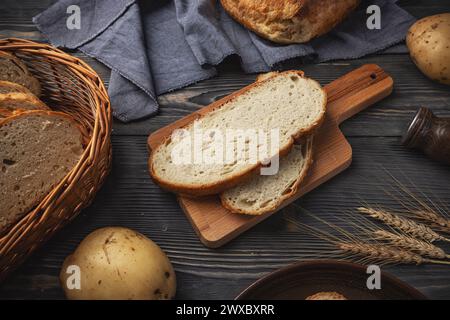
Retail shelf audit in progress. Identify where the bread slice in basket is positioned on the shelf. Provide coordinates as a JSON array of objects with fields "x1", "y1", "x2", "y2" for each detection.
[
  {"x1": 0, "y1": 80, "x2": 36, "y2": 95},
  {"x1": 221, "y1": 137, "x2": 313, "y2": 215},
  {"x1": 149, "y1": 70, "x2": 326, "y2": 196},
  {"x1": 0, "y1": 51, "x2": 41, "y2": 97},
  {"x1": 0, "y1": 92, "x2": 50, "y2": 115},
  {"x1": 0, "y1": 111, "x2": 86, "y2": 235}
]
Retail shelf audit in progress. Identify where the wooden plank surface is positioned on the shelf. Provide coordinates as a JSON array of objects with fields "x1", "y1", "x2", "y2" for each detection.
[{"x1": 1, "y1": 0, "x2": 450, "y2": 299}]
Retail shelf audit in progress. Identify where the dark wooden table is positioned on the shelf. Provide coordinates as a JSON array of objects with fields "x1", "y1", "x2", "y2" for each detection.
[{"x1": 1, "y1": 0, "x2": 450, "y2": 300}]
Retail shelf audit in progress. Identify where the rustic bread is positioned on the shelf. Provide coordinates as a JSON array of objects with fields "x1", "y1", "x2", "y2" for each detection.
[
  {"x1": 220, "y1": 0, "x2": 360, "y2": 44},
  {"x1": 149, "y1": 70, "x2": 326, "y2": 196},
  {"x1": 306, "y1": 292, "x2": 348, "y2": 300},
  {"x1": 0, "y1": 92, "x2": 50, "y2": 113},
  {"x1": 0, "y1": 80, "x2": 35, "y2": 95},
  {"x1": 221, "y1": 138, "x2": 313, "y2": 215},
  {"x1": 0, "y1": 111, "x2": 85, "y2": 235},
  {"x1": 220, "y1": 71, "x2": 314, "y2": 215},
  {"x1": 0, "y1": 51, "x2": 41, "y2": 96}
]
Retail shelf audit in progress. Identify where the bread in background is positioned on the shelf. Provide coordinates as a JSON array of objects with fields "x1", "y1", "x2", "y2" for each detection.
[{"x1": 220, "y1": 0, "x2": 360, "y2": 44}]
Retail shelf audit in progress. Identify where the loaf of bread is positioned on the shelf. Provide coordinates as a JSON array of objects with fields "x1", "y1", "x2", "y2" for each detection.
[
  {"x1": 0, "y1": 92, "x2": 50, "y2": 114},
  {"x1": 220, "y1": 0, "x2": 360, "y2": 44},
  {"x1": 306, "y1": 291, "x2": 348, "y2": 300},
  {"x1": 149, "y1": 71, "x2": 326, "y2": 196},
  {"x1": 0, "y1": 51, "x2": 41, "y2": 96},
  {"x1": 0, "y1": 111, "x2": 85, "y2": 235},
  {"x1": 221, "y1": 138, "x2": 313, "y2": 215}
]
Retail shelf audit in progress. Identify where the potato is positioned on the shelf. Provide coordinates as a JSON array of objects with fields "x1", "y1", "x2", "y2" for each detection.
[
  {"x1": 60, "y1": 227, "x2": 176, "y2": 300},
  {"x1": 406, "y1": 13, "x2": 450, "y2": 86}
]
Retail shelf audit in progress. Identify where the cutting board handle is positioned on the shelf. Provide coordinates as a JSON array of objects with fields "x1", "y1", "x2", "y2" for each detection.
[{"x1": 325, "y1": 64, "x2": 393, "y2": 125}]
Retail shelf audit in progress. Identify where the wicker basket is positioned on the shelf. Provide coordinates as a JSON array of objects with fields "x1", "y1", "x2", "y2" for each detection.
[{"x1": 0, "y1": 38, "x2": 112, "y2": 281}]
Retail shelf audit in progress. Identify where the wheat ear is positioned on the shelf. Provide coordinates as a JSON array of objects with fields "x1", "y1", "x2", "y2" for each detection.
[
  {"x1": 382, "y1": 172, "x2": 450, "y2": 234},
  {"x1": 357, "y1": 207, "x2": 450, "y2": 243},
  {"x1": 338, "y1": 242, "x2": 450, "y2": 266},
  {"x1": 374, "y1": 230, "x2": 450, "y2": 260},
  {"x1": 411, "y1": 210, "x2": 450, "y2": 233}
]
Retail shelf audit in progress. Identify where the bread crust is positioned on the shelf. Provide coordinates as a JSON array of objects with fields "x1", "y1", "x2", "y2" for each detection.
[
  {"x1": 148, "y1": 70, "x2": 326, "y2": 196},
  {"x1": 0, "y1": 92, "x2": 50, "y2": 112},
  {"x1": 0, "y1": 80, "x2": 34, "y2": 95},
  {"x1": 0, "y1": 51, "x2": 42, "y2": 96},
  {"x1": 221, "y1": 0, "x2": 360, "y2": 44},
  {"x1": 0, "y1": 108, "x2": 25, "y2": 119},
  {"x1": 220, "y1": 137, "x2": 314, "y2": 215}
]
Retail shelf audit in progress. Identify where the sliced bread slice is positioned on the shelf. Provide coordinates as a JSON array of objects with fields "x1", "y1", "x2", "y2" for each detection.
[
  {"x1": 221, "y1": 138, "x2": 313, "y2": 215},
  {"x1": 0, "y1": 111, "x2": 85, "y2": 235},
  {"x1": 0, "y1": 92, "x2": 50, "y2": 113},
  {"x1": 149, "y1": 70, "x2": 326, "y2": 196},
  {"x1": 0, "y1": 80, "x2": 35, "y2": 95},
  {"x1": 0, "y1": 51, "x2": 41, "y2": 97}
]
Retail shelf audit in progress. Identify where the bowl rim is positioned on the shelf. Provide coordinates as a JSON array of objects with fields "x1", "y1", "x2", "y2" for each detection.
[{"x1": 235, "y1": 259, "x2": 428, "y2": 300}]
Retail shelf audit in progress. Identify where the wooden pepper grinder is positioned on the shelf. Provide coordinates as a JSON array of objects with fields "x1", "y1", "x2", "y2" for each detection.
[{"x1": 402, "y1": 107, "x2": 450, "y2": 165}]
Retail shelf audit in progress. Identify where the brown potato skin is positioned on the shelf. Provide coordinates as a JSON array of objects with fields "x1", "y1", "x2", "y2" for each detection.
[{"x1": 407, "y1": 13, "x2": 450, "y2": 86}]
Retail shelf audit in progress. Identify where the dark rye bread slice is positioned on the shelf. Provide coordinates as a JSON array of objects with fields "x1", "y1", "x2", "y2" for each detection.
[
  {"x1": 0, "y1": 111, "x2": 85, "y2": 235},
  {"x1": 149, "y1": 70, "x2": 326, "y2": 196},
  {"x1": 0, "y1": 92, "x2": 50, "y2": 115},
  {"x1": 0, "y1": 51, "x2": 41, "y2": 97}
]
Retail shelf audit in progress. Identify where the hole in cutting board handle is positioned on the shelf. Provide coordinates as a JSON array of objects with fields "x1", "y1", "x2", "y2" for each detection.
[{"x1": 370, "y1": 73, "x2": 377, "y2": 80}]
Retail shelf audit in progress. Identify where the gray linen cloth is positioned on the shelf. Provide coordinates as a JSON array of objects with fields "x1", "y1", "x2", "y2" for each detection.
[{"x1": 34, "y1": 0, "x2": 415, "y2": 122}]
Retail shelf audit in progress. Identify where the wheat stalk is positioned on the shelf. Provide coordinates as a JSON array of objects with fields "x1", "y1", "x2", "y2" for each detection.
[
  {"x1": 410, "y1": 210, "x2": 450, "y2": 233},
  {"x1": 381, "y1": 171, "x2": 450, "y2": 234},
  {"x1": 337, "y1": 242, "x2": 450, "y2": 266},
  {"x1": 357, "y1": 207, "x2": 450, "y2": 243},
  {"x1": 285, "y1": 207, "x2": 450, "y2": 266},
  {"x1": 338, "y1": 242, "x2": 422, "y2": 265},
  {"x1": 373, "y1": 230, "x2": 450, "y2": 260}
]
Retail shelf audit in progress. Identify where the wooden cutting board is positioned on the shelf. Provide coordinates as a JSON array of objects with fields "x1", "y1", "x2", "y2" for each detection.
[{"x1": 148, "y1": 64, "x2": 393, "y2": 248}]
